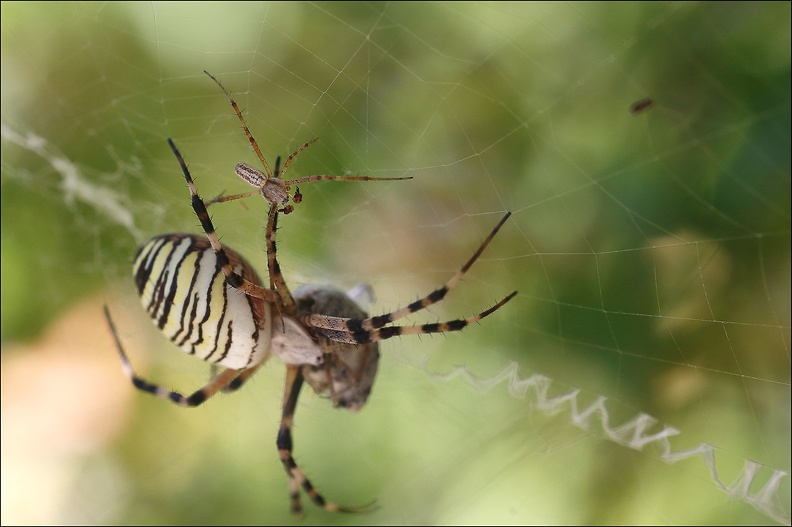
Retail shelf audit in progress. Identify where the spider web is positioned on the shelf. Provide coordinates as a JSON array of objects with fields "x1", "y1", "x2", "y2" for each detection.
[{"x1": 2, "y1": 2, "x2": 789, "y2": 525}]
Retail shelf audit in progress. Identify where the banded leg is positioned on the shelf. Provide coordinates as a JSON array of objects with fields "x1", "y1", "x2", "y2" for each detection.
[
  {"x1": 204, "y1": 70, "x2": 273, "y2": 178},
  {"x1": 302, "y1": 212, "x2": 516, "y2": 335},
  {"x1": 266, "y1": 205, "x2": 296, "y2": 312},
  {"x1": 221, "y1": 360, "x2": 269, "y2": 393},
  {"x1": 168, "y1": 138, "x2": 280, "y2": 302},
  {"x1": 104, "y1": 305, "x2": 262, "y2": 405},
  {"x1": 277, "y1": 365, "x2": 366, "y2": 514},
  {"x1": 310, "y1": 291, "x2": 516, "y2": 345}
]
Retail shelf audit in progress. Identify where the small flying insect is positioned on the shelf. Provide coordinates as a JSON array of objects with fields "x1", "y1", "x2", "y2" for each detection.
[{"x1": 629, "y1": 97, "x2": 654, "y2": 116}]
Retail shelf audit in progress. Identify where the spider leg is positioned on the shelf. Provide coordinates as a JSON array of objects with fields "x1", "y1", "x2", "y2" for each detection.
[
  {"x1": 278, "y1": 139, "x2": 411, "y2": 186},
  {"x1": 278, "y1": 139, "x2": 316, "y2": 178},
  {"x1": 204, "y1": 70, "x2": 273, "y2": 178},
  {"x1": 168, "y1": 138, "x2": 280, "y2": 303},
  {"x1": 219, "y1": 360, "x2": 270, "y2": 393},
  {"x1": 287, "y1": 174, "x2": 413, "y2": 185},
  {"x1": 105, "y1": 305, "x2": 257, "y2": 406},
  {"x1": 278, "y1": 365, "x2": 364, "y2": 514},
  {"x1": 303, "y1": 212, "x2": 514, "y2": 334},
  {"x1": 205, "y1": 190, "x2": 259, "y2": 206},
  {"x1": 266, "y1": 205, "x2": 296, "y2": 312},
  {"x1": 309, "y1": 291, "x2": 517, "y2": 345}
]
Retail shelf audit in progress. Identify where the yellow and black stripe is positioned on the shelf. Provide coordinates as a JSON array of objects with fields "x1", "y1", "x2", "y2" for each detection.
[{"x1": 133, "y1": 233, "x2": 272, "y2": 370}]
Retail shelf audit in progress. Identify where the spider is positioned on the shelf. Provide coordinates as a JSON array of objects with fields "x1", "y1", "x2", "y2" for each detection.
[
  {"x1": 201, "y1": 70, "x2": 411, "y2": 214},
  {"x1": 104, "y1": 74, "x2": 517, "y2": 515}
]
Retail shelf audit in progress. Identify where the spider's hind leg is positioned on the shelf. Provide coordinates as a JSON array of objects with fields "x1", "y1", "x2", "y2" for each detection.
[
  {"x1": 104, "y1": 305, "x2": 253, "y2": 407},
  {"x1": 278, "y1": 365, "x2": 371, "y2": 514}
]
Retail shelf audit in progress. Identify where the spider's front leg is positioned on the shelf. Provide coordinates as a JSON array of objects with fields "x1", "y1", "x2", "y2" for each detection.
[{"x1": 167, "y1": 138, "x2": 281, "y2": 302}]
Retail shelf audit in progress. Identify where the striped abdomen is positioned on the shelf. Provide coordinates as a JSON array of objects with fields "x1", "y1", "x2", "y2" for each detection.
[{"x1": 133, "y1": 234, "x2": 272, "y2": 370}]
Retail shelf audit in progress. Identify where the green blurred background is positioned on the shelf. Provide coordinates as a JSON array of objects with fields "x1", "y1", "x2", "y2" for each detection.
[{"x1": 2, "y1": 2, "x2": 789, "y2": 525}]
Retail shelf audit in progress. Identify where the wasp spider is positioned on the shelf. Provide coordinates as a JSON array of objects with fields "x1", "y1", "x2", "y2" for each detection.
[{"x1": 105, "y1": 79, "x2": 516, "y2": 514}]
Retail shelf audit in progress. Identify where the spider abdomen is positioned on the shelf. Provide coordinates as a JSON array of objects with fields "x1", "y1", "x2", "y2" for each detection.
[{"x1": 133, "y1": 233, "x2": 272, "y2": 370}]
